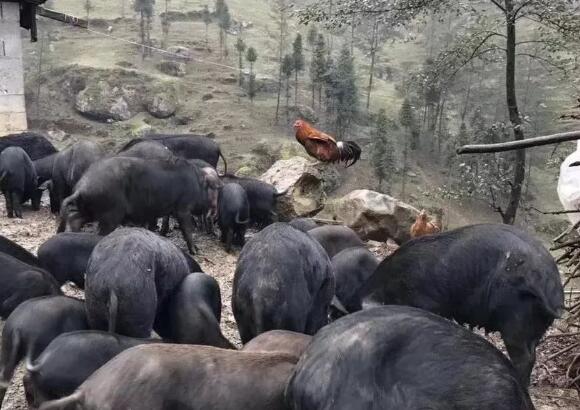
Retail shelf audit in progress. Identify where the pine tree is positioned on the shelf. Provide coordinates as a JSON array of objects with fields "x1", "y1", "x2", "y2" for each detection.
[
  {"x1": 323, "y1": 55, "x2": 338, "y2": 122},
  {"x1": 292, "y1": 34, "x2": 305, "y2": 106},
  {"x1": 218, "y1": 3, "x2": 231, "y2": 59},
  {"x1": 307, "y1": 26, "x2": 318, "y2": 50},
  {"x1": 202, "y1": 5, "x2": 212, "y2": 50},
  {"x1": 371, "y1": 109, "x2": 395, "y2": 193},
  {"x1": 399, "y1": 97, "x2": 415, "y2": 200},
  {"x1": 310, "y1": 34, "x2": 327, "y2": 109},
  {"x1": 246, "y1": 47, "x2": 258, "y2": 103},
  {"x1": 235, "y1": 37, "x2": 246, "y2": 86},
  {"x1": 282, "y1": 55, "x2": 294, "y2": 120},
  {"x1": 334, "y1": 45, "x2": 358, "y2": 138}
]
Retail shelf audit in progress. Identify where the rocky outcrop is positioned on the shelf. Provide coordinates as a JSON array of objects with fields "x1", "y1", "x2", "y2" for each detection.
[
  {"x1": 156, "y1": 61, "x2": 187, "y2": 77},
  {"x1": 75, "y1": 80, "x2": 133, "y2": 122},
  {"x1": 318, "y1": 190, "x2": 419, "y2": 243},
  {"x1": 260, "y1": 156, "x2": 341, "y2": 220},
  {"x1": 147, "y1": 93, "x2": 178, "y2": 118}
]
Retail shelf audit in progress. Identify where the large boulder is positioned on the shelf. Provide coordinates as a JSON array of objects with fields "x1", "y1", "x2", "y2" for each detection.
[
  {"x1": 318, "y1": 190, "x2": 419, "y2": 243},
  {"x1": 147, "y1": 92, "x2": 178, "y2": 118},
  {"x1": 156, "y1": 61, "x2": 187, "y2": 77},
  {"x1": 260, "y1": 156, "x2": 341, "y2": 220},
  {"x1": 75, "y1": 80, "x2": 133, "y2": 122}
]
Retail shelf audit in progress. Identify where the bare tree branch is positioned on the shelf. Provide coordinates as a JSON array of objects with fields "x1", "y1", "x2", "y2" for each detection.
[
  {"x1": 489, "y1": 0, "x2": 506, "y2": 13},
  {"x1": 516, "y1": 52, "x2": 569, "y2": 71}
]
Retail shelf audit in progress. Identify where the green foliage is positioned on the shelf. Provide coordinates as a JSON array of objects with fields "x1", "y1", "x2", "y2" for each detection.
[
  {"x1": 457, "y1": 122, "x2": 469, "y2": 147},
  {"x1": 215, "y1": 0, "x2": 226, "y2": 18},
  {"x1": 293, "y1": 34, "x2": 305, "y2": 73},
  {"x1": 134, "y1": 0, "x2": 155, "y2": 16},
  {"x1": 248, "y1": 74, "x2": 257, "y2": 103},
  {"x1": 399, "y1": 97, "x2": 414, "y2": 129},
  {"x1": 218, "y1": 3, "x2": 231, "y2": 31},
  {"x1": 235, "y1": 37, "x2": 246, "y2": 53},
  {"x1": 334, "y1": 44, "x2": 359, "y2": 137},
  {"x1": 236, "y1": 37, "x2": 246, "y2": 85},
  {"x1": 310, "y1": 33, "x2": 327, "y2": 106},
  {"x1": 202, "y1": 4, "x2": 212, "y2": 25},
  {"x1": 282, "y1": 54, "x2": 294, "y2": 78},
  {"x1": 307, "y1": 26, "x2": 318, "y2": 48},
  {"x1": 371, "y1": 109, "x2": 396, "y2": 192},
  {"x1": 246, "y1": 47, "x2": 258, "y2": 66}
]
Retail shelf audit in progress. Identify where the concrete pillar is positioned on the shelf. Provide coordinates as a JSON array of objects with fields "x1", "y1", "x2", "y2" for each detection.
[{"x1": 0, "y1": 1, "x2": 28, "y2": 135}]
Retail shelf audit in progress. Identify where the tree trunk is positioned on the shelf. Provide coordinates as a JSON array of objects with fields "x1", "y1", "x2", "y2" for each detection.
[
  {"x1": 351, "y1": 13, "x2": 356, "y2": 55},
  {"x1": 401, "y1": 134, "x2": 408, "y2": 201},
  {"x1": 220, "y1": 27, "x2": 224, "y2": 59},
  {"x1": 205, "y1": 25, "x2": 209, "y2": 50},
  {"x1": 437, "y1": 92, "x2": 447, "y2": 160},
  {"x1": 312, "y1": 84, "x2": 315, "y2": 109},
  {"x1": 367, "y1": 21, "x2": 378, "y2": 111},
  {"x1": 366, "y1": 19, "x2": 379, "y2": 111},
  {"x1": 238, "y1": 52, "x2": 243, "y2": 86},
  {"x1": 461, "y1": 65, "x2": 473, "y2": 122},
  {"x1": 274, "y1": 13, "x2": 286, "y2": 124},
  {"x1": 502, "y1": 0, "x2": 525, "y2": 225},
  {"x1": 295, "y1": 70, "x2": 299, "y2": 106},
  {"x1": 286, "y1": 77, "x2": 290, "y2": 122}
]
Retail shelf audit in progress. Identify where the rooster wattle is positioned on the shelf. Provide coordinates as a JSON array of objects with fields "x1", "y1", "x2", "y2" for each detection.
[{"x1": 293, "y1": 120, "x2": 362, "y2": 167}]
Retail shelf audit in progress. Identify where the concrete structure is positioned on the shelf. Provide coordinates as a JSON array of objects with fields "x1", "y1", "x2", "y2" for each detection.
[{"x1": 0, "y1": 1, "x2": 27, "y2": 134}]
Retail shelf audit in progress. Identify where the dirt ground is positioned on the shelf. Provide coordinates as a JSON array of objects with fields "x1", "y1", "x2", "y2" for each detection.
[{"x1": 0, "y1": 198, "x2": 579, "y2": 409}]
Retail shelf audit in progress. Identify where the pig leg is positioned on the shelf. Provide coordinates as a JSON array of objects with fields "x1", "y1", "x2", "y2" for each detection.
[
  {"x1": 503, "y1": 335, "x2": 537, "y2": 387},
  {"x1": 0, "y1": 330, "x2": 22, "y2": 405},
  {"x1": 31, "y1": 189, "x2": 42, "y2": 211},
  {"x1": 225, "y1": 229, "x2": 233, "y2": 253},
  {"x1": 176, "y1": 211, "x2": 197, "y2": 254},
  {"x1": 3, "y1": 190, "x2": 13, "y2": 218},
  {"x1": 12, "y1": 191, "x2": 22, "y2": 218}
]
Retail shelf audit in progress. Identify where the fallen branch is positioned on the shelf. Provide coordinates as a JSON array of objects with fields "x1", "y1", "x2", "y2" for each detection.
[
  {"x1": 551, "y1": 239, "x2": 580, "y2": 251},
  {"x1": 546, "y1": 332, "x2": 580, "y2": 339},
  {"x1": 547, "y1": 342, "x2": 580, "y2": 361},
  {"x1": 532, "y1": 208, "x2": 580, "y2": 217},
  {"x1": 554, "y1": 220, "x2": 580, "y2": 242},
  {"x1": 457, "y1": 130, "x2": 580, "y2": 154}
]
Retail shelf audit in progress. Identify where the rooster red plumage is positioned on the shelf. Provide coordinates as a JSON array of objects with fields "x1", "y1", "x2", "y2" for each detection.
[{"x1": 294, "y1": 120, "x2": 362, "y2": 167}]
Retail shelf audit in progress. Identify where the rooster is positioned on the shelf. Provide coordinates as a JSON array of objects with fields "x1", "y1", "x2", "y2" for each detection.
[
  {"x1": 294, "y1": 120, "x2": 362, "y2": 167},
  {"x1": 410, "y1": 210, "x2": 442, "y2": 238}
]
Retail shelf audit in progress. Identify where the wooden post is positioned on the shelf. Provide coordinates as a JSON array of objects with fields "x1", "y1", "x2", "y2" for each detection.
[{"x1": 0, "y1": 1, "x2": 28, "y2": 134}]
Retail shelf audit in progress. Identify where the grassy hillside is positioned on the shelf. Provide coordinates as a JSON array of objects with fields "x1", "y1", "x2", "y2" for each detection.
[{"x1": 24, "y1": 0, "x2": 578, "y2": 241}]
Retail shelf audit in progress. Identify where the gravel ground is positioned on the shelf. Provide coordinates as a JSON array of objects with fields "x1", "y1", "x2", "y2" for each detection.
[{"x1": 0, "y1": 200, "x2": 578, "y2": 409}]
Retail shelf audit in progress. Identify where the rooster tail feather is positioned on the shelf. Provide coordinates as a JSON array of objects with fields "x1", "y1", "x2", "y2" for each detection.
[{"x1": 337, "y1": 141, "x2": 362, "y2": 167}]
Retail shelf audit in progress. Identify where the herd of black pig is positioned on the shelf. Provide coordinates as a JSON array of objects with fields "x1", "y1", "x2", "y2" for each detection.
[{"x1": 0, "y1": 132, "x2": 566, "y2": 409}]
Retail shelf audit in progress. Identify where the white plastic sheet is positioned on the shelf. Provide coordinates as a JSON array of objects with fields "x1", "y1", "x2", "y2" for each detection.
[{"x1": 557, "y1": 140, "x2": 580, "y2": 225}]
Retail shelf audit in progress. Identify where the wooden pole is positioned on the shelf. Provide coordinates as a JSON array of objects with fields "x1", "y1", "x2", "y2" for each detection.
[
  {"x1": 37, "y1": 6, "x2": 88, "y2": 28},
  {"x1": 457, "y1": 130, "x2": 580, "y2": 154}
]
